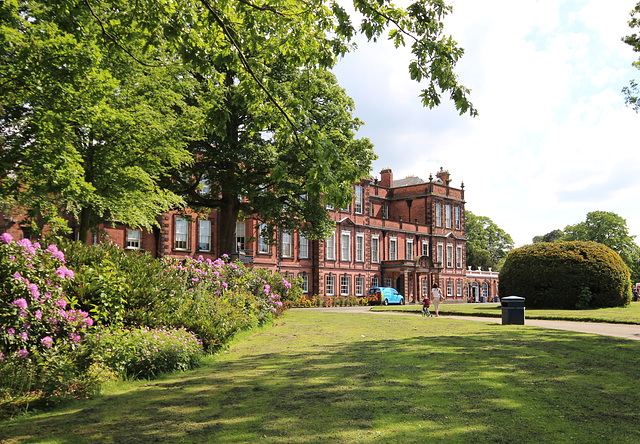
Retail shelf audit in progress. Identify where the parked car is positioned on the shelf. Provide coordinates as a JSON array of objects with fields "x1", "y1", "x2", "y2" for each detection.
[{"x1": 367, "y1": 287, "x2": 405, "y2": 306}]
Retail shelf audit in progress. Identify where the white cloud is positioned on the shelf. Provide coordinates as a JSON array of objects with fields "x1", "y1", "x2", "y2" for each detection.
[{"x1": 333, "y1": 0, "x2": 640, "y2": 246}]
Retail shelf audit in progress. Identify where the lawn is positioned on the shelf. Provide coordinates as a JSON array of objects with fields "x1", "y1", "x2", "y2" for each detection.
[
  {"x1": 373, "y1": 300, "x2": 640, "y2": 324},
  {"x1": 1, "y1": 310, "x2": 640, "y2": 443}
]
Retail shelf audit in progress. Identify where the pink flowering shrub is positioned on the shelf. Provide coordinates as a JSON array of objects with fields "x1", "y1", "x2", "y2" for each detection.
[
  {"x1": 0, "y1": 235, "x2": 93, "y2": 358},
  {"x1": 0, "y1": 234, "x2": 97, "y2": 406},
  {"x1": 155, "y1": 255, "x2": 301, "y2": 350}
]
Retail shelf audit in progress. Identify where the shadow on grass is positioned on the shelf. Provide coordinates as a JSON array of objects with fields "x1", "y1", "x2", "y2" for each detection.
[{"x1": 2, "y1": 318, "x2": 640, "y2": 443}]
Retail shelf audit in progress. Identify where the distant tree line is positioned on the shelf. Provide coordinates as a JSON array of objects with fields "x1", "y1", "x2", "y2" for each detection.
[
  {"x1": 464, "y1": 210, "x2": 514, "y2": 272},
  {"x1": 533, "y1": 211, "x2": 640, "y2": 282}
]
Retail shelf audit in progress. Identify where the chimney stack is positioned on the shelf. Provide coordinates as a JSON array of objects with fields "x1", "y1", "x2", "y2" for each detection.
[
  {"x1": 379, "y1": 168, "x2": 393, "y2": 188},
  {"x1": 436, "y1": 167, "x2": 451, "y2": 186}
]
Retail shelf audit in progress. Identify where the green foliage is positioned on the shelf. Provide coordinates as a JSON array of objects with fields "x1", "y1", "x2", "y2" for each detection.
[
  {"x1": 531, "y1": 211, "x2": 640, "y2": 282},
  {"x1": 0, "y1": 234, "x2": 100, "y2": 412},
  {"x1": 532, "y1": 229, "x2": 564, "y2": 244},
  {"x1": 623, "y1": 2, "x2": 640, "y2": 112},
  {"x1": 575, "y1": 287, "x2": 593, "y2": 310},
  {"x1": 156, "y1": 256, "x2": 291, "y2": 351},
  {"x1": 61, "y1": 240, "x2": 166, "y2": 328},
  {"x1": 563, "y1": 211, "x2": 640, "y2": 281},
  {"x1": 465, "y1": 210, "x2": 514, "y2": 271},
  {"x1": 0, "y1": 0, "x2": 197, "y2": 238},
  {"x1": 61, "y1": 240, "x2": 295, "y2": 351},
  {"x1": 2, "y1": 0, "x2": 476, "y2": 252},
  {"x1": 500, "y1": 241, "x2": 631, "y2": 309},
  {"x1": 87, "y1": 327, "x2": 204, "y2": 380}
]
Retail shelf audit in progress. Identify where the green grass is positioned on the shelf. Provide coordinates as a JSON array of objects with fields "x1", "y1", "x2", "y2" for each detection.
[
  {"x1": 373, "y1": 300, "x2": 640, "y2": 324},
  {"x1": 2, "y1": 310, "x2": 640, "y2": 443}
]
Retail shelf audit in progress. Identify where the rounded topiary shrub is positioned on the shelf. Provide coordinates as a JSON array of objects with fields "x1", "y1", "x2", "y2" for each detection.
[{"x1": 499, "y1": 241, "x2": 631, "y2": 309}]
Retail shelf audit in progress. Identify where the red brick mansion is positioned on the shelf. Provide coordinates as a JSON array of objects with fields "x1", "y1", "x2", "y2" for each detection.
[{"x1": 1, "y1": 168, "x2": 499, "y2": 302}]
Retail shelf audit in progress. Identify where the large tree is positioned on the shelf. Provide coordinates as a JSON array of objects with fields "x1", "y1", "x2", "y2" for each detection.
[
  {"x1": 0, "y1": 0, "x2": 198, "y2": 240},
  {"x1": 563, "y1": 211, "x2": 640, "y2": 281},
  {"x1": 1, "y1": 0, "x2": 477, "y2": 249},
  {"x1": 532, "y1": 229, "x2": 564, "y2": 244},
  {"x1": 623, "y1": 2, "x2": 640, "y2": 111},
  {"x1": 465, "y1": 210, "x2": 514, "y2": 271}
]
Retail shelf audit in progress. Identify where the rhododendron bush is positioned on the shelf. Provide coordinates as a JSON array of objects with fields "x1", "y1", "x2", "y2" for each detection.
[
  {"x1": 0, "y1": 234, "x2": 93, "y2": 360},
  {"x1": 0, "y1": 234, "x2": 97, "y2": 406},
  {"x1": 157, "y1": 255, "x2": 298, "y2": 350},
  {"x1": 1, "y1": 237, "x2": 300, "y2": 415}
]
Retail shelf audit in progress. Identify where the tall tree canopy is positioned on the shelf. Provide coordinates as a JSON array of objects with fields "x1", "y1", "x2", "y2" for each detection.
[
  {"x1": 532, "y1": 211, "x2": 640, "y2": 282},
  {"x1": 623, "y1": 1, "x2": 640, "y2": 111},
  {"x1": 1, "y1": 0, "x2": 476, "y2": 251},
  {"x1": 465, "y1": 210, "x2": 514, "y2": 271},
  {"x1": 0, "y1": 0, "x2": 198, "y2": 239},
  {"x1": 532, "y1": 229, "x2": 564, "y2": 244},
  {"x1": 563, "y1": 211, "x2": 640, "y2": 281}
]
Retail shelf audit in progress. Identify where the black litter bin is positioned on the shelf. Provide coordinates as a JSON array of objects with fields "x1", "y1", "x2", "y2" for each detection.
[{"x1": 501, "y1": 296, "x2": 525, "y2": 325}]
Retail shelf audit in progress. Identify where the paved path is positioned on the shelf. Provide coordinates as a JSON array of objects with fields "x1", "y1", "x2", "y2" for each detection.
[{"x1": 296, "y1": 306, "x2": 640, "y2": 341}]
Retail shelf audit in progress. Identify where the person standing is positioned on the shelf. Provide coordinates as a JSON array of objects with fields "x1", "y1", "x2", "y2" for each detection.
[{"x1": 431, "y1": 283, "x2": 442, "y2": 317}]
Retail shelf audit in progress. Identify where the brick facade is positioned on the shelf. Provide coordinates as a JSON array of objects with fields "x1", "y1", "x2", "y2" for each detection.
[{"x1": 2, "y1": 167, "x2": 500, "y2": 302}]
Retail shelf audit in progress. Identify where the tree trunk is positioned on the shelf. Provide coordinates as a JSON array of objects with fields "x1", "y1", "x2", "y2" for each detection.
[
  {"x1": 77, "y1": 207, "x2": 91, "y2": 244},
  {"x1": 217, "y1": 192, "x2": 241, "y2": 256}
]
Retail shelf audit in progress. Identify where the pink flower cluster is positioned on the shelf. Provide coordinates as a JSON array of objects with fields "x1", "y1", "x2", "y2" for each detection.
[{"x1": 1, "y1": 237, "x2": 92, "y2": 361}]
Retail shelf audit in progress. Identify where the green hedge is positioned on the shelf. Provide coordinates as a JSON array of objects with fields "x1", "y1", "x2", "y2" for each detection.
[{"x1": 499, "y1": 241, "x2": 631, "y2": 309}]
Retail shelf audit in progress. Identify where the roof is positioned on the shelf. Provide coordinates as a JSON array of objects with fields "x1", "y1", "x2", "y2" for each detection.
[{"x1": 392, "y1": 176, "x2": 424, "y2": 187}]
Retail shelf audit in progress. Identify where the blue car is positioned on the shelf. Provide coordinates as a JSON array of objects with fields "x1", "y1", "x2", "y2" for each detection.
[{"x1": 367, "y1": 287, "x2": 405, "y2": 306}]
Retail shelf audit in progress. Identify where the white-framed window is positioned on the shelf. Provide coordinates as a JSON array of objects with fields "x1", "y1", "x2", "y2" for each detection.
[
  {"x1": 341, "y1": 231, "x2": 351, "y2": 262},
  {"x1": 326, "y1": 275, "x2": 335, "y2": 296},
  {"x1": 436, "y1": 204, "x2": 442, "y2": 227},
  {"x1": 355, "y1": 185, "x2": 364, "y2": 214},
  {"x1": 301, "y1": 274, "x2": 309, "y2": 293},
  {"x1": 175, "y1": 217, "x2": 189, "y2": 250},
  {"x1": 382, "y1": 204, "x2": 389, "y2": 220},
  {"x1": 446, "y1": 244, "x2": 454, "y2": 268},
  {"x1": 200, "y1": 177, "x2": 210, "y2": 195},
  {"x1": 258, "y1": 223, "x2": 269, "y2": 253},
  {"x1": 326, "y1": 203, "x2": 334, "y2": 210},
  {"x1": 455, "y1": 206, "x2": 461, "y2": 230},
  {"x1": 422, "y1": 241, "x2": 429, "y2": 257},
  {"x1": 457, "y1": 280, "x2": 463, "y2": 297},
  {"x1": 447, "y1": 280, "x2": 454, "y2": 297},
  {"x1": 126, "y1": 229, "x2": 140, "y2": 249},
  {"x1": 235, "y1": 221, "x2": 245, "y2": 252},
  {"x1": 384, "y1": 277, "x2": 392, "y2": 287},
  {"x1": 456, "y1": 245, "x2": 463, "y2": 268},
  {"x1": 371, "y1": 236, "x2": 380, "y2": 263},
  {"x1": 326, "y1": 232, "x2": 336, "y2": 260},
  {"x1": 282, "y1": 231, "x2": 292, "y2": 258},
  {"x1": 92, "y1": 233, "x2": 99, "y2": 245},
  {"x1": 371, "y1": 276, "x2": 380, "y2": 288},
  {"x1": 389, "y1": 237, "x2": 397, "y2": 261},
  {"x1": 437, "y1": 243, "x2": 443, "y2": 264},
  {"x1": 482, "y1": 283, "x2": 489, "y2": 297},
  {"x1": 299, "y1": 234, "x2": 309, "y2": 259},
  {"x1": 198, "y1": 220, "x2": 211, "y2": 252},
  {"x1": 406, "y1": 239, "x2": 414, "y2": 261},
  {"x1": 445, "y1": 204, "x2": 452, "y2": 229},
  {"x1": 356, "y1": 233, "x2": 364, "y2": 262},
  {"x1": 355, "y1": 276, "x2": 364, "y2": 296},
  {"x1": 340, "y1": 275, "x2": 350, "y2": 296},
  {"x1": 422, "y1": 278, "x2": 430, "y2": 297}
]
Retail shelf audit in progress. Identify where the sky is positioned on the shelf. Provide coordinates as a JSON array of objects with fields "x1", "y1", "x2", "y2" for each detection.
[{"x1": 332, "y1": 0, "x2": 639, "y2": 247}]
